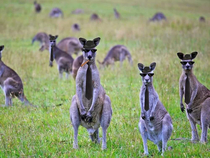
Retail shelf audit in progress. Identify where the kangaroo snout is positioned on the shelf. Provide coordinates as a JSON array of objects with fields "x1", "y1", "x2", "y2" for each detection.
[{"x1": 88, "y1": 55, "x2": 92, "y2": 60}]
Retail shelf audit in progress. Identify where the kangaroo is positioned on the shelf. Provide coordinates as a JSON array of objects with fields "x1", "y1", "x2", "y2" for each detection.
[
  {"x1": 72, "y1": 55, "x2": 83, "y2": 80},
  {"x1": 0, "y1": 45, "x2": 32, "y2": 106},
  {"x1": 49, "y1": 8, "x2": 63, "y2": 18},
  {"x1": 177, "y1": 52, "x2": 210, "y2": 143},
  {"x1": 199, "y1": 16, "x2": 205, "y2": 22},
  {"x1": 70, "y1": 37, "x2": 112, "y2": 150},
  {"x1": 57, "y1": 37, "x2": 82, "y2": 56},
  {"x1": 71, "y1": 23, "x2": 80, "y2": 32},
  {"x1": 97, "y1": 45, "x2": 132, "y2": 68},
  {"x1": 149, "y1": 12, "x2": 166, "y2": 22},
  {"x1": 34, "y1": 1, "x2": 41, "y2": 13},
  {"x1": 71, "y1": 9, "x2": 84, "y2": 14},
  {"x1": 32, "y1": 32, "x2": 49, "y2": 52},
  {"x1": 49, "y1": 35, "x2": 74, "y2": 79},
  {"x1": 90, "y1": 13, "x2": 102, "y2": 21},
  {"x1": 138, "y1": 62, "x2": 173, "y2": 155},
  {"x1": 113, "y1": 8, "x2": 120, "y2": 19}
]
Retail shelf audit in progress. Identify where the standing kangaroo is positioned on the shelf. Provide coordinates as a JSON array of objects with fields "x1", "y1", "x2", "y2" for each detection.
[
  {"x1": 97, "y1": 45, "x2": 132, "y2": 68},
  {"x1": 57, "y1": 37, "x2": 82, "y2": 56},
  {"x1": 70, "y1": 37, "x2": 112, "y2": 150},
  {"x1": 177, "y1": 52, "x2": 210, "y2": 143},
  {"x1": 113, "y1": 8, "x2": 120, "y2": 19},
  {"x1": 32, "y1": 32, "x2": 49, "y2": 52},
  {"x1": 0, "y1": 45, "x2": 32, "y2": 106},
  {"x1": 138, "y1": 62, "x2": 173, "y2": 155},
  {"x1": 34, "y1": 1, "x2": 41, "y2": 13},
  {"x1": 49, "y1": 35, "x2": 74, "y2": 79}
]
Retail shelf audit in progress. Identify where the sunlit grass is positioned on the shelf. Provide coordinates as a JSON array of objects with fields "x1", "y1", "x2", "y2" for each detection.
[{"x1": 0, "y1": 0, "x2": 210, "y2": 157}]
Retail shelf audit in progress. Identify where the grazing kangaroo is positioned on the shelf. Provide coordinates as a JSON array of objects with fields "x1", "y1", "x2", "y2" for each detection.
[
  {"x1": 57, "y1": 37, "x2": 82, "y2": 56},
  {"x1": 113, "y1": 8, "x2": 120, "y2": 19},
  {"x1": 49, "y1": 8, "x2": 63, "y2": 18},
  {"x1": 177, "y1": 52, "x2": 210, "y2": 143},
  {"x1": 138, "y1": 62, "x2": 173, "y2": 155},
  {"x1": 34, "y1": 1, "x2": 41, "y2": 13},
  {"x1": 72, "y1": 55, "x2": 83, "y2": 80},
  {"x1": 71, "y1": 9, "x2": 84, "y2": 14},
  {"x1": 199, "y1": 16, "x2": 205, "y2": 22},
  {"x1": 71, "y1": 23, "x2": 80, "y2": 32},
  {"x1": 0, "y1": 45, "x2": 32, "y2": 106},
  {"x1": 90, "y1": 13, "x2": 101, "y2": 21},
  {"x1": 49, "y1": 35, "x2": 74, "y2": 79},
  {"x1": 149, "y1": 12, "x2": 166, "y2": 22},
  {"x1": 97, "y1": 45, "x2": 132, "y2": 67},
  {"x1": 32, "y1": 32, "x2": 49, "y2": 52},
  {"x1": 70, "y1": 37, "x2": 112, "y2": 150}
]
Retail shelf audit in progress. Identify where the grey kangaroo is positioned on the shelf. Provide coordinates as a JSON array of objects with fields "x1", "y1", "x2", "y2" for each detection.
[
  {"x1": 0, "y1": 45, "x2": 32, "y2": 106},
  {"x1": 138, "y1": 62, "x2": 173, "y2": 155},
  {"x1": 49, "y1": 35, "x2": 74, "y2": 79},
  {"x1": 32, "y1": 32, "x2": 49, "y2": 52},
  {"x1": 34, "y1": 1, "x2": 41, "y2": 13},
  {"x1": 57, "y1": 37, "x2": 82, "y2": 56},
  {"x1": 177, "y1": 52, "x2": 210, "y2": 143},
  {"x1": 113, "y1": 8, "x2": 120, "y2": 19},
  {"x1": 97, "y1": 45, "x2": 132, "y2": 67},
  {"x1": 70, "y1": 37, "x2": 112, "y2": 150},
  {"x1": 49, "y1": 8, "x2": 63, "y2": 18}
]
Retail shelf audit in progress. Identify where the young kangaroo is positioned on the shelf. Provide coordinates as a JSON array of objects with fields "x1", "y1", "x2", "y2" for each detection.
[
  {"x1": 97, "y1": 45, "x2": 132, "y2": 68},
  {"x1": 0, "y1": 45, "x2": 32, "y2": 106},
  {"x1": 138, "y1": 62, "x2": 173, "y2": 155},
  {"x1": 32, "y1": 32, "x2": 49, "y2": 52},
  {"x1": 57, "y1": 37, "x2": 82, "y2": 56},
  {"x1": 177, "y1": 52, "x2": 210, "y2": 143},
  {"x1": 34, "y1": 1, "x2": 41, "y2": 13},
  {"x1": 70, "y1": 37, "x2": 112, "y2": 150},
  {"x1": 72, "y1": 55, "x2": 83, "y2": 80},
  {"x1": 48, "y1": 35, "x2": 74, "y2": 79},
  {"x1": 113, "y1": 8, "x2": 120, "y2": 19}
]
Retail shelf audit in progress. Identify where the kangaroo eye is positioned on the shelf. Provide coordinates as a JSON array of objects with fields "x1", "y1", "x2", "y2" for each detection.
[
  {"x1": 189, "y1": 61, "x2": 194, "y2": 65},
  {"x1": 91, "y1": 49, "x2": 97, "y2": 53},
  {"x1": 180, "y1": 61, "x2": 187, "y2": 65},
  {"x1": 148, "y1": 73, "x2": 154, "y2": 77},
  {"x1": 140, "y1": 73, "x2": 146, "y2": 77}
]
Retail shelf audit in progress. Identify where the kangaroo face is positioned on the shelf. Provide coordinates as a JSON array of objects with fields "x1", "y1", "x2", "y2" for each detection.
[
  {"x1": 82, "y1": 48, "x2": 97, "y2": 62},
  {"x1": 49, "y1": 34, "x2": 58, "y2": 47},
  {"x1": 79, "y1": 37, "x2": 100, "y2": 62},
  {"x1": 138, "y1": 62, "x2": 156, "y2": 86},
  {"x1": 177, "y1": 52, "x2": 198, "y2": 71}
]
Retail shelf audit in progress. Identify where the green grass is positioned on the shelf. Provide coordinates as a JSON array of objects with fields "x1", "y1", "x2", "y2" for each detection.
[{"x1": 0, "y1": 0, "x2": 210, "y2": 157}]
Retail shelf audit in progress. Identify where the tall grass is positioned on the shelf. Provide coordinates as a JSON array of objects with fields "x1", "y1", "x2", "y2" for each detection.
[{"x1": 0, "y1": 0, "x2": 210, "y2": 157}]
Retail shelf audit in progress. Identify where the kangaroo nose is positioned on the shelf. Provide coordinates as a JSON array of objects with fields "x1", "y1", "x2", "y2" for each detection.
[
  {"x1": 145, "y1": 79, "x2": 149, "y2": 82},
  {"x1": 88, "y1": 55, "x2": 92, "y2": 60},
  {"x1": 186, "y1": 66, "x2": 190, "y2": 69}
]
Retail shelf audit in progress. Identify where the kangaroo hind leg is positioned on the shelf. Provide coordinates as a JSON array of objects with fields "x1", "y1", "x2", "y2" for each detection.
[
  {"x1": 100, "y1": 95, "x2": 112, "y2": 150},
  {"x1": 70, "y1": 95, "x2": 81, "y2": 149}
]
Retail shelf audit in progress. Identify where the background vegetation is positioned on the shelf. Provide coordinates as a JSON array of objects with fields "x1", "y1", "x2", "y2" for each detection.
[{"x1": 0, "y1": 0, "x2": 210, "y2": 157}]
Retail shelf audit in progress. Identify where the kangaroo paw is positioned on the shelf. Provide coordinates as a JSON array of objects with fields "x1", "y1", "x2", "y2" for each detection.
[
  {"x1": 187, "y1": 108, "x2": 193, "y2": 113},
  {"x1": 150, "y1": 116, "x2": 154, "y2": 121}
]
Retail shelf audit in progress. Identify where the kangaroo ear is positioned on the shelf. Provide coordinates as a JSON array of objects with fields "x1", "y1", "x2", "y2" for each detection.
[
  {"x1": 138, "y1": 63, "x2": 144, "y2": 72},
  {"x1": 55, "y1": 35, "x2": 58, "y2": 39},
  {"x1": 79, "y1": 38, "x2": 87, "y2": 46},
  {"x1": 93, "y1": 37, "x2": 100, "y2": 46},
  {"x1": 177, "y1": 52, "x2": 184, "y2": 60},
  {"x1": 191, "y1": 51, "x2": 198, "y2": 59},
  {"x1": 150, "y1": 62, "x2": 156, "y2": 71},
  {"x1": 0, "y1": 45, "x2": 4, "y2": 51}
]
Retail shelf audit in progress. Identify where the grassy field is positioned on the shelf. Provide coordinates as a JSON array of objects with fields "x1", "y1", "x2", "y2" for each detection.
[{"x1": 0, "y1": 0, "x2": 210, "y2": 157}]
